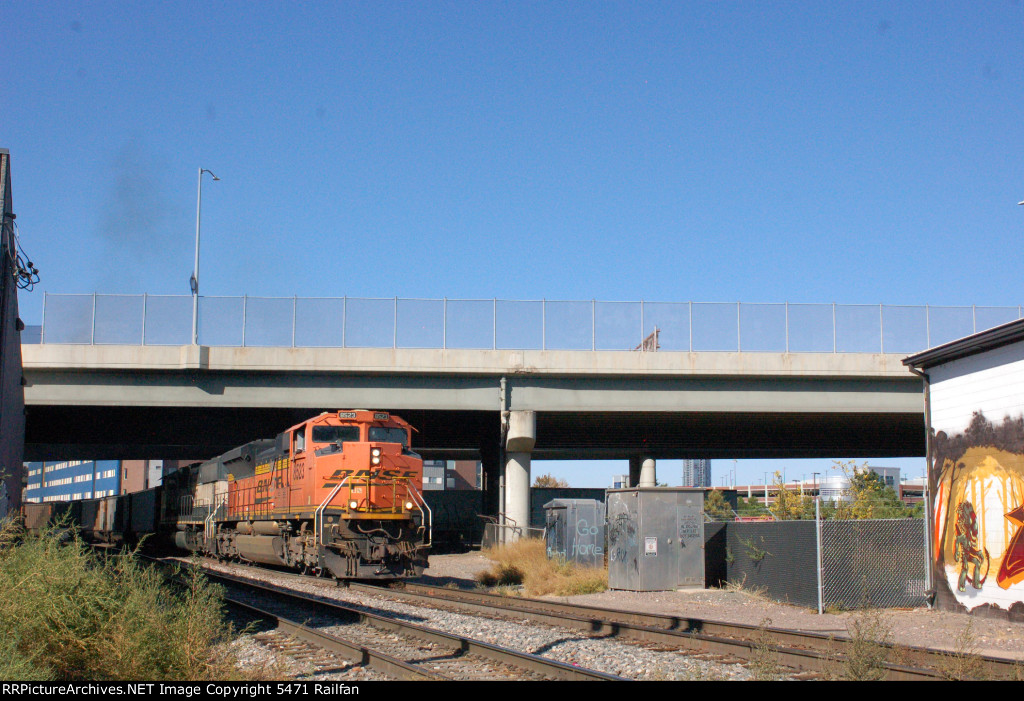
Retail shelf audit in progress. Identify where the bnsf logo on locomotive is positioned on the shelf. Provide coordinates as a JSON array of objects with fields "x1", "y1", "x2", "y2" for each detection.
[{"x1": 326, "y1": 468, "x2": 419, "y2": 481}]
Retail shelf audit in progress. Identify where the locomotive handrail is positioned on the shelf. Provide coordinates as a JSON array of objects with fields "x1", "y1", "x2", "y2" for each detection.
[
  {"x1": 314, "y1": 476, "x2": 350, "y2": 549},
  {"x1": 405, "y1": 482, "x2": 432, "y2": 548},
  {"x1": 204, "y1": 493, "x2": 227, "y2": 542}
]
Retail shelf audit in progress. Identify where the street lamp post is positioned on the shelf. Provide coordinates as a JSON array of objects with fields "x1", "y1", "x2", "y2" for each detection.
[{"x1": 191, "y1": 168, "x2": 220, "y2": 345}]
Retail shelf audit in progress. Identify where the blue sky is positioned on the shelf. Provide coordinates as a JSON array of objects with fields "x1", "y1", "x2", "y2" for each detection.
[{"x1": 5, "y1": 2, "x2": 1022, "y2": 485}]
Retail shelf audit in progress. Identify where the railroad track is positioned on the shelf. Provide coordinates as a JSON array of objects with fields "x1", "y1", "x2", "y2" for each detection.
[
  {"x1": 351, "y1": 580, "x2": 1020, "y2": 681},
  {"x1": 163, "y1": 560, "x2": 627, "y2": 681},
  {"x1": 148, "y1": 555, "x2": 1020, "y2": 680}
]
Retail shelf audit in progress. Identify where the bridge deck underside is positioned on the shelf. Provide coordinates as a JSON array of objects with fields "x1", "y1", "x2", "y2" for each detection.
[{"x1": 24, "y1": 406, "x2": 924, "y2": 462}]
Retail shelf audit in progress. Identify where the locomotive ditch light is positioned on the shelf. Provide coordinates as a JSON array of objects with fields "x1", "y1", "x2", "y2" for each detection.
[
  {"x1": 349, "y1": 500, "x2": 359, "y2": 509},
  {"x1": 404, "y1": 501, "x2": 414, "y2": 510}
]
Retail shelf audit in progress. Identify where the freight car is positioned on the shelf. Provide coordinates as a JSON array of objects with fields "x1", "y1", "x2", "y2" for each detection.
[
  {"x1": 23, "y1": 410, "x2": 431, "y2": 580},
  {"x1": 23, "y1": 488, "x2": 162, "y2": 545}
]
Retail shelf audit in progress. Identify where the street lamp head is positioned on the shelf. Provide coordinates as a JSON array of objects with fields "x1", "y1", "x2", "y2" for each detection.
[{"x1": 200, "y1": 168, "x2": 220, "y2": 181}]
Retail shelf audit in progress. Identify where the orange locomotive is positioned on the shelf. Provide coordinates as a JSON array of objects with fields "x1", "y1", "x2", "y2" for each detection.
[{"x1": 172, "y1": 410, "x2": 430, "y2": 579}]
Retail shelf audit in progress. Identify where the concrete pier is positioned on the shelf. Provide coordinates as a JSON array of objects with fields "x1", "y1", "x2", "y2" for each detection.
[
  {"x1": 638, "y1": 457, "x2": 657, "y2": 487},
  {"x1": 504, "y1": 410, "x2": 536, "y2": 539}
]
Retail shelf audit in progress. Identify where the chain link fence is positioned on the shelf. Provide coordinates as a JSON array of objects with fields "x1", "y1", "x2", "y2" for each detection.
[
  {"x1": 30, "y1": 293, "x2": 1024, "y2": 353},
  {"x1": 820, "y1": 518, "x2": 929, "y2": 610},
  {"x1": 706, "y1": 494, "x2": 929, "y2": 611}
]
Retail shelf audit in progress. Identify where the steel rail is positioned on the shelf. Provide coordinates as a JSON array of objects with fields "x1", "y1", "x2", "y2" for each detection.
[
  {"x1": 356, "y1": 581, "x2": 1018, "y2": 681},
  {"x1": 225, "y1": 596, "x2": 449, "y2": 681},
  {"x1": 206, "y1": 569, "x2": 627, "y2": 681}
]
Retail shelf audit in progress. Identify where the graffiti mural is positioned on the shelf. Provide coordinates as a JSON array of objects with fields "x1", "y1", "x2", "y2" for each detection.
[{"x1": 933, "y1": 412, "x2": 1024, "y2": 615}]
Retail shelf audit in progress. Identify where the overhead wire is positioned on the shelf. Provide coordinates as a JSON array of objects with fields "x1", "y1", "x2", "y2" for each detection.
[{"x1": 4, "y1": 216, "x2": 39, "y2": 291}]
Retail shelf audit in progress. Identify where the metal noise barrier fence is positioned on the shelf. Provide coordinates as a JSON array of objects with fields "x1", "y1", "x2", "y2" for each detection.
[
  {"x1": 34, "y1": 293, "x2": 1024, "y2": 354},
  {"x1": 720, "y1": 517, "x2": 929, "y2": 611}
]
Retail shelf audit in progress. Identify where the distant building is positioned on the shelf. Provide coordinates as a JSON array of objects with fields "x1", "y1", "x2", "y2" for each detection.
[
  {"x1": 611, "y1": 474, "x2": 629, "y2": 489},
  {"x1": 682, "y1": 459, "x2": 712, "y2": 488},
  {"x1": 871, "y1": 466, "x2": 900, "y2": 490},
  {"x1": 819, "y1": 474, "x2": 850, "y2": 503},
  {"x1": 820, "y1": 467, "x2": 900, "y2": 503},
  {"x1": 23, "y1": 458, "x2": 179, "y2": 503},
  {"x1": 422, "y1": 460, "x2": 481, "y2": 491},
  {"x1": 23, "y1": 460, "x2": 123, "y2": 503}
]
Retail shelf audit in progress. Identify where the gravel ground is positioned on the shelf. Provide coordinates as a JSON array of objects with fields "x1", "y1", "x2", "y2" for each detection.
[
  {"x1": 201, "y1": 557, "x2": 753, "y2": 681},
  {"x1": 204, "y1": 550, "x2": 1024, "y2": 680},
  {"x1": 225, "y1": 608, "x2": 391, "y2": 681},
  {"x1": 417, "y1": 552, "x2": 1024, "y2": 662}
]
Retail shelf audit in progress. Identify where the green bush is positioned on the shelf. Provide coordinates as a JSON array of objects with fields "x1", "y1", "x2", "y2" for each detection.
[{"x1": 0, "y1": 517, "x2": 244, "y2": 681}]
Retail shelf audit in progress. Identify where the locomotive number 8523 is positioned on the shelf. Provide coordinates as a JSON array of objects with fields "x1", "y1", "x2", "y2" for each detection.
[{"x1": 166, "y1": 410, "x2": 430, "y2": 579}]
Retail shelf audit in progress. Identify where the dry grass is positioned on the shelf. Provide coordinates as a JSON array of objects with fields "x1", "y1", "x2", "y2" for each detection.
[
  {"x1": 747, "y1": 617, "x2": 784, "y2": 681},
  {"x1": 937, "y1": 620, "x2": 987, "y2": 681},
  {"x1": 0, "y1": 516, "x2": 252, "y2": 681},
  {"x1": 721, "y1": 573, "x2": 768, "y2": 600},
  {"x1": 841, "y1": 609, "x2": 892, "y2": 681},
  {"x1": 476, "y1": 538, "x2": 607, "y2": 597}
]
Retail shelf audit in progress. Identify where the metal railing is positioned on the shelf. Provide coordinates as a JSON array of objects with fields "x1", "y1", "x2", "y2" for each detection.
[{"x1": 32, "y1": 293, "x2": 1024, "y2": 354}]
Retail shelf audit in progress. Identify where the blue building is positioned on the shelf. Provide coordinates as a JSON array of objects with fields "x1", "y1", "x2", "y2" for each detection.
[{"x1": 23, "y1": 460, "x2": 122, "y2": 503}]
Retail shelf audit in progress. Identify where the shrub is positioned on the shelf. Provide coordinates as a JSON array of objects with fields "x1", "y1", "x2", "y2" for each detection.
[{"x1": 0, "y1": 517, "x2": 245, "y2": 680}]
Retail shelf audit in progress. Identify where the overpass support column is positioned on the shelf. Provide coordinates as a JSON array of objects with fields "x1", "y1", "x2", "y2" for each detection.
[
  {"x1": 629, "y1": 457, "x2": 641, "y2": 487},
  {"x1": 639, "y1": 457, "x2": 657, "y2": 487},
  {"x1": 504, "y1": 410, "x2": 536, "y2": 540}
]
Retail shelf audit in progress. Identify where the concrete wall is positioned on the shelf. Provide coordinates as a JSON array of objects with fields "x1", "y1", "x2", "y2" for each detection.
[
  {"x1": 0, "y1": 151, "x2": 24, "y2": 516},
  {"x1": 928, "y1": 343, "x2": 1024, "y2": 618}
]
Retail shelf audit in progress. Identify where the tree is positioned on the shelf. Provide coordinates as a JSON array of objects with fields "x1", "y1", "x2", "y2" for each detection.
[
  {"x1": 736, "y1": 495, "x2": 770, "y2": 518},
  {"x1": 533, "y1": 473, "x2": 569, "y2": 488},
  {"x1": 768, "y1": 471, "x2": 814, "y2": 520},
  {"x1": 832, "y1": 460, "x2": 914, "y2": 520},
  {"x1": 704, "y1": 489, "x2": 735, "y2": 520}
]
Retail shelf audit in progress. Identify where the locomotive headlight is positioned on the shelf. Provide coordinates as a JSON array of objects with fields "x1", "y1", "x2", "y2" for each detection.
[
  {"x1": 348, "y1": 500, "x2": 359, "y2": 509},
  {"x1": 371, "y1": 448, "x2": 381, "y2": 457},
  {"x1": 404, "y1": 501, "x2": 414, "y2": 510}
]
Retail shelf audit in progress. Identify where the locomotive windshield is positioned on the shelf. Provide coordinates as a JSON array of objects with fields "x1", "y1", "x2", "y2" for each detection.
[
  {"x1": 368, "y1": 426, "x2": 408, "y2": 446},
  {"x1": 312, "y1": 425, "x2": 360, "y2": 444}
]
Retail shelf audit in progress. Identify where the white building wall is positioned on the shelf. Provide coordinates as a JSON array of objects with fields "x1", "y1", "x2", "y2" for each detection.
[
  {"x1": 927, "y1": 341, "x2": 1024, "y2": 614},
  {"x1": 929, "y1": 343, "x2": 1024, "y2": 434}
]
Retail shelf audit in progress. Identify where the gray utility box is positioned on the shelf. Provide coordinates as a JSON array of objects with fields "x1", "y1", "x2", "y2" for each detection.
[
  {"x1": 606, "y1": 488, "x2": 705, "y2": 591},
  {"x1": 543, "y1": 499, "x2": 605, "y2": 567}
]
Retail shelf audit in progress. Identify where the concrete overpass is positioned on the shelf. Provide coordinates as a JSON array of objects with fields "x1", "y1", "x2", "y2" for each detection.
[{"x1": 22, "y1": 343, "x2": 926, "y2": 523}]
